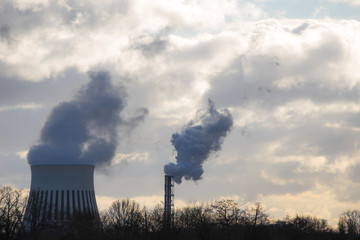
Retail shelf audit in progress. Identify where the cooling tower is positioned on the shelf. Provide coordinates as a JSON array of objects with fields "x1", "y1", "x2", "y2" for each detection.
[{"x1": 24, "y1": 165, "x2": 99, "y2": 224}]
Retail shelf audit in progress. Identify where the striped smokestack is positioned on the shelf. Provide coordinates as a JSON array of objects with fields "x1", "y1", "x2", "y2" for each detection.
[{"x1": 164, "y1": 175, "x2": 174, "y2": 230}]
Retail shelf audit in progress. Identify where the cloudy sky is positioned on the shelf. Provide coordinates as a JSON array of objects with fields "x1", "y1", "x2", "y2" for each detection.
[{"x1": 1, "y1": 0, "x2": 360, "y2": 225}]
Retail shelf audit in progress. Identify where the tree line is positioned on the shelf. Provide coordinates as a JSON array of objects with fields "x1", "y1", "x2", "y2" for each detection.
[{"x1": 1, "y1": 185, "x2": 360, "y2": 240}]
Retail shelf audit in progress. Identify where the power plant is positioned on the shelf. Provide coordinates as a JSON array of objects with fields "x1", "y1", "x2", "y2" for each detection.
[
  {"x1": 164, "y1": 175, "x2": 174, "y2": 230},
  {"x1": 24, "y1": 165, "x2": 99, "y2": 224}
]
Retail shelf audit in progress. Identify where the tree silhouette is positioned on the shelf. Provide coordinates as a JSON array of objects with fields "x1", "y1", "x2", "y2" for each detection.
[
  {"x1": 184, "y1": 203, "x2": 213, "y2": 240},
  {"x1": 104, "y1": 199, "x2": 144, "y2": 240},
  {"x1": 0, "y1": 186, "x2": 27, "y2": 240},
  {"x1": 338, "y1": 210, "x2": 360, "y2": 240},
  {"x1": 2, "y1": 186, "x2": 359, "y2": 240},
  {"x1": 63, "y1": 211, "x2": 101, "y2": 240},
  {"x1": 247, "y1": 202, "x2": 269, "y2": 226},
  {"x1": 211, "y1": 199, "x2": 245, "y2": 240}
]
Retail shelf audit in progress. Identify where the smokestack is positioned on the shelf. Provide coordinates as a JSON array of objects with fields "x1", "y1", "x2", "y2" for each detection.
[
  {"x1": 164, "y1": 175, "x2": 174, "y2": 230},
  {"x1": 24, "y1": 165, "x2": 99, "y2": 225}
]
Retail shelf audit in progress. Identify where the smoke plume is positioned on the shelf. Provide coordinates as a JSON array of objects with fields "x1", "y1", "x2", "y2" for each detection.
[
  {"x1": 27, "y1": 71, "x2": 144, "y2": 166},
  {"x1": 164, "y1": 99, "x2": 233, "y2": 184}
]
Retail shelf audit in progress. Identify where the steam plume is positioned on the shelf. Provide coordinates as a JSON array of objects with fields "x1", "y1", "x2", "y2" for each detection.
[
  {"x1": 27, "y1": 71, "x2": 142, "y2": 166},
  {"x1": 164, "y1": 99, "x2": 233, "y2": 184}
]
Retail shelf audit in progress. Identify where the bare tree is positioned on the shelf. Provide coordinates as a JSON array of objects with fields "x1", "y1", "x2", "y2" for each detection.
[
  {"x1": 187, "y1": 203, "x2": 213, "y2": 240},
  {"x1": 338, "y1": 210, "x2": 360, "y2": 239},
  {"x1": 176, "y1": 207, "x2": 192, "y2": 230},
  {"x1": 0, "y1": 186, "x2": 27, "y2": 240},
  {"x1": 211, "y1": 199, "x2": 245, "y2": 240},
  {"x1": 286, "y1": 214, "x2": 331, "y2": 237},
  {"x1": 247, "y1": 202, "x2": 269, "y2": 226},
  {"x1": 211, "y1": 199, "x2": 243, "y2": 227},
  {"x1": 21, "y1": 190, "x2": 55, "y2": 240},
  {"x1": 105, "y1": 199, "x2": 144, "y2": 239},
  {"x1": 149, "y1": 204, "x2": 164, "y2": 233},
  {"x1": 63, "y1": 211, "x2": 102, "y2": 240}
]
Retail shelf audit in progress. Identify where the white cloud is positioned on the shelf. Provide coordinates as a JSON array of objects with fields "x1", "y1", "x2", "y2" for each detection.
[
  {"x1": 312, "y1": 6, "x2": 325, "y2": 18},
  {"x1": 259, "y1": 189, "x2": 360, "y2": 226},
  {"x1": 240, "y1": 2, "x2": 267, "y2": 20},
  {"x1": 16, "y1": 150, "x2": 28, "y2": 160},
  {"x1": 0, "y1": 0, "x2": 267, "y2": 81},
  {"x1": 112, "y1": 152, "x2": 150, "y2": 165},
  {"x1": 96, "y1": 195, "x2": 117, "y2": 211},
  {"x1": 329, "y1": 0, "x2": 360, "y2": 6},
  {"x1": 0, "y1": 103, "x2": 42, "y2": 112}
]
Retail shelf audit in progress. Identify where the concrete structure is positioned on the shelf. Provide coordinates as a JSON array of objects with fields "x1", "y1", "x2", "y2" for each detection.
[
  {"x1": 24, "y1": 165, "x2": 99, "y2": 224},
  {"x1": 164, "y1": 175, "x2": 174, "y2": 230}
]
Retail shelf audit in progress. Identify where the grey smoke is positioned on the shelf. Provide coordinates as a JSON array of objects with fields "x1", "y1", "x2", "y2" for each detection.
[
  {"x1": 27, "y1": 71, "x2": 146, "y2": 166},
  {"x1": 164, "y1": 99, "x2": 233, "y2": 184}
]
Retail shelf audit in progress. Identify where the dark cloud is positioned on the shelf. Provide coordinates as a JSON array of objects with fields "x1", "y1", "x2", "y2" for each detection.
[
  {"x1": 0, "y1": 1, "x2": 47, "y2": 37},
  {"x1": 0, "y1": 24, "x2": 13, "y2": 44},
  {"x1": 0, "y1": 153, "x2": 29, "y2": 188},
  {"x1": 123, "y1": 107, "x2": 149, "y2": 129},
  {"x1": 0, "y1": 68, "x2": 87, "y2": 107},
  {"x1": 136, "y1": 38, "x2": 169, "y2": 57},
  {"x1": 0, "y1": 108, "x2": 47, "y2": 152},
  {"x1": 348, "y1": 164, "x2": 360, "y2": 183}
]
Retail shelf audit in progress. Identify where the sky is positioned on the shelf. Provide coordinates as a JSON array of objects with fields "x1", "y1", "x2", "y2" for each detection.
[{"x1": 1, "y1": 0, "x2": 360, "y2": 226}]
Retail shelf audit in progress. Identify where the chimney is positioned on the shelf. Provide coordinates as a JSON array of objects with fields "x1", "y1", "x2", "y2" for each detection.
[{"x1": 164, "y1": 175, "x2": 174, "y2": 230}]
